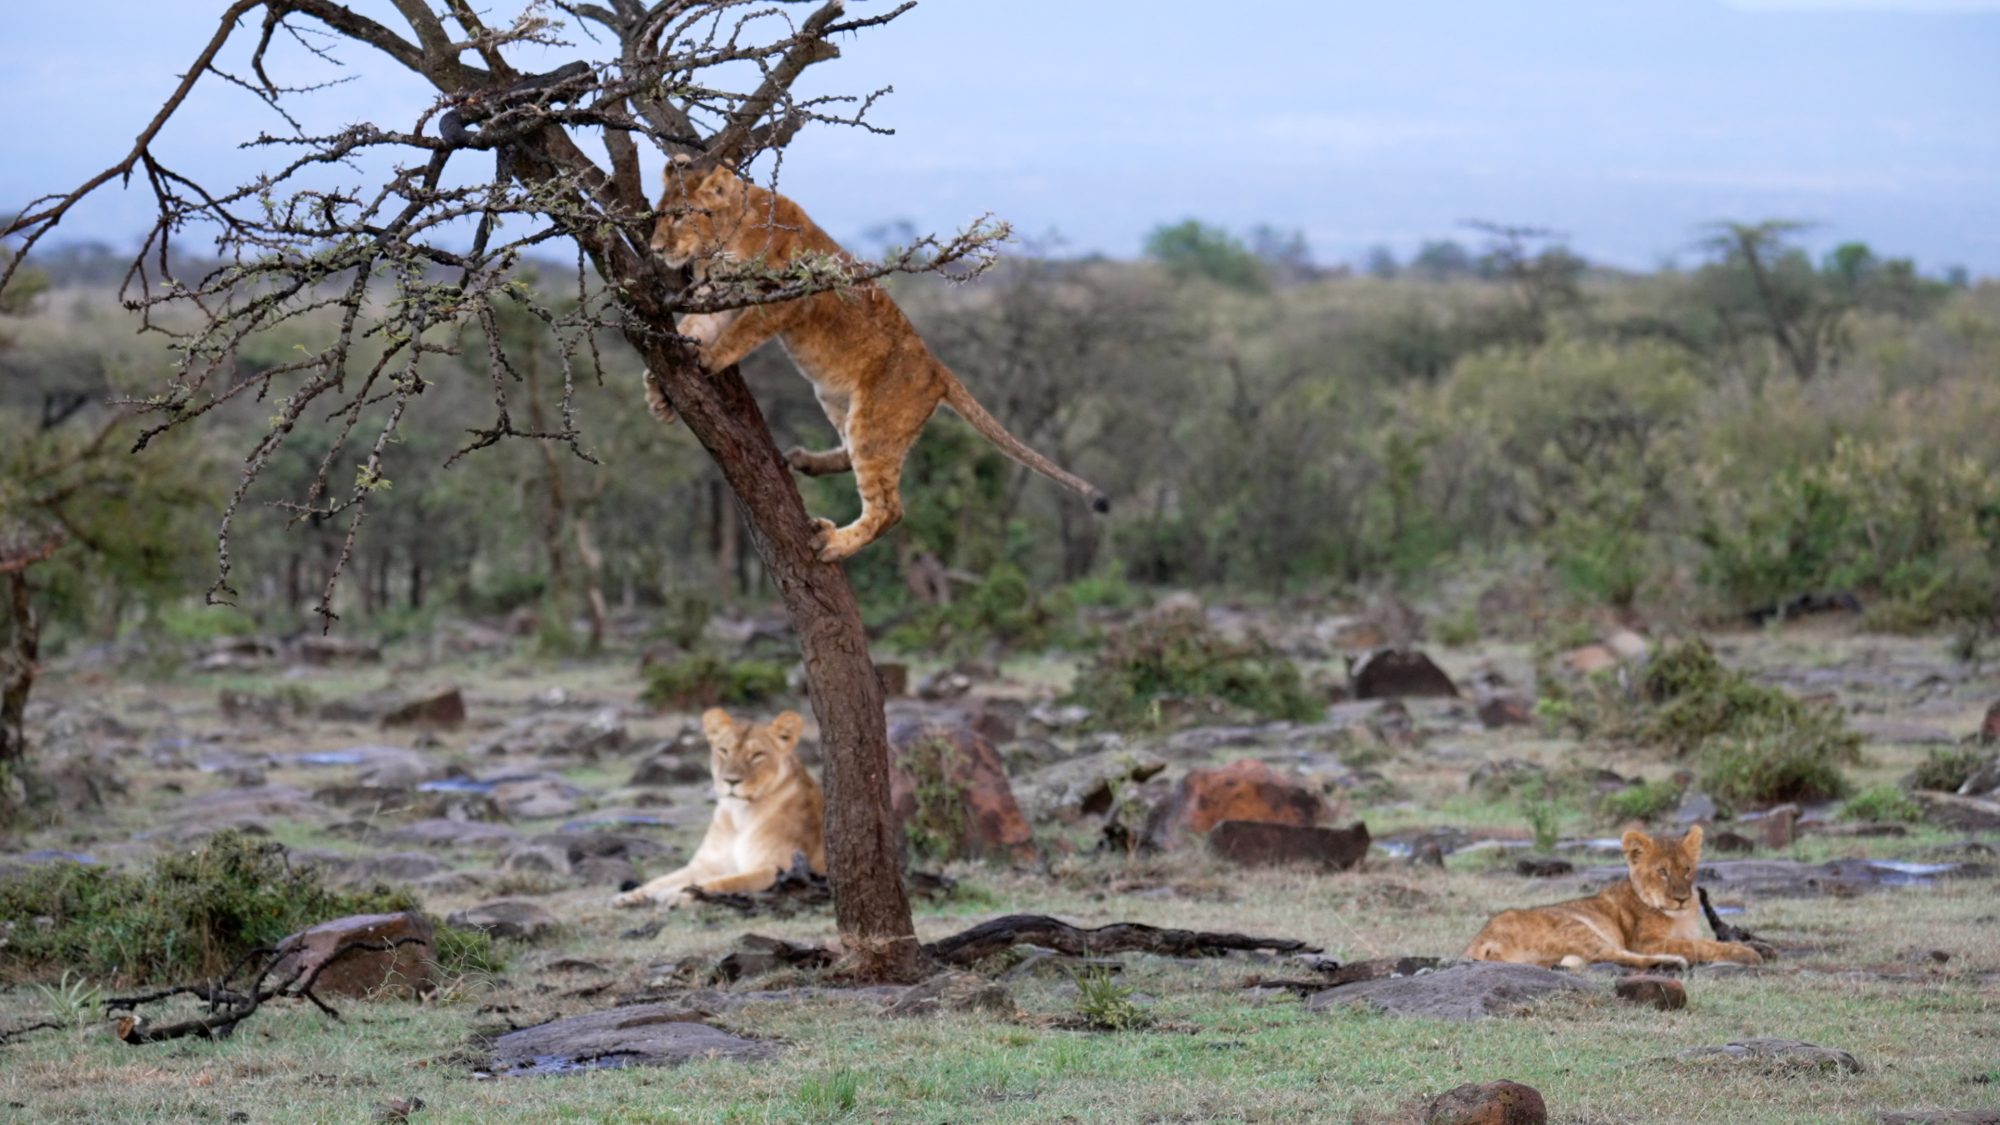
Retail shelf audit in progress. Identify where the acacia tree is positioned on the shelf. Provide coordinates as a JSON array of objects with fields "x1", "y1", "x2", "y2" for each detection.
[{"x1": 1, "y1": 0, "x2": 1006, "y2": 980}]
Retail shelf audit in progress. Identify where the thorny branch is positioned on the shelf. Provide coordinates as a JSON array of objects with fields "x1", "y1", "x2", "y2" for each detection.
[
  {"x1": 2, "y1": 0, "x2": 999, "y2": 626},
  {"x1": 103, "y1": 936, "x2": 428, "y2": 1044}
]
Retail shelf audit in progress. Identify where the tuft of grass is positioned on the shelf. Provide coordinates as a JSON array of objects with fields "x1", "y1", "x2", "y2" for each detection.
[
  {"x1": 0, "y1": 831, "x2": 420, "y2": 985},
  {"x1": 1599, "y1": 778, "x2": 1682, "y2": 823},
  {"x1": 1520, "y1": 795, "x2": 1565, "y2": 852},
  {"x1": 1067, "y1": 606, "x2": 1319, "y2": 729},
  {"x1": 1841, "y1": 784, "x2": 1922, "y2": 823},
  {"x1": 791, "y1": 1069, "x2": 861, "y2": 1121},
  {"x1": 1072, "y1": 967, "x2": 1149, "y2": 1031},
  {"x1": 639, "y1": 654, "x2": 788, "y2": 710},
  {"x1": 31, "y1": 970, "x2": 101, "y2": 1028},
  {"x1": 1904, "y1": 747, "x2": 1987, "y2": 793}
]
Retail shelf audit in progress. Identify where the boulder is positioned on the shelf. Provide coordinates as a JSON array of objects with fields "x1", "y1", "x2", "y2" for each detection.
[
  {"x1": 1613, "y1": 975, "x2": 1686, "y2": 1010},
  {"x1": 1476, "y1": 695, "x2": 1536, "y2": 729},
  {"x1": 887, "y1": 722, "x2": 1036, "y2": 864},
  {"x1": 1673, "y1": 1037, "x2": 1862, "y2": 1074},
  {"x1": 1308, "y1": 961, "x2": 1592, "y2": 1021},
  {"x1": 500, "y1": 842, "x2": 574, "y2": 876},
  {"x1": 488, "y1": 1005, "x2": 775, "y2": 1074},
  {"x1": 1141, "y1": 759, "x2": 1329, "y2": 851},
  {"x1": 446, "y1": 899, "x2": 562, "y2": 942},
  {"x1": 1424, "y1": 1080, "x2": 1548, "y2": 1125},
  {"x1": 1912, "y1": 791, "x2": 2000, "y2": 832},
  {"x1": 883, "y1": 971, "x2": 1017, "y2": 1018},
  {"x1": 1877, "y1": 1112, "x2": 2000, "y2": 1125},
  {"x1": 382, "y1": 689, "x2": 466, "y2": 730},
  {"x1": 1207, "y1": 819, "x2": 1369, "y2": 871},
  {"x1": 1350, "y1": 648, "x2": 1459, "y2": 700},
  {"x1": 1018, "y1": 746, "x2": 1168, "y2": 823},
  {"x1": 272, "y1": 911, "x2": 433, "y2": 999},
  {"x1": 1981, "y1": 702, "x2": 2000, "y2": 746},
  {"x1": 385, "y1": 818, "x2": 521, "y2": 850},
  {"x1": 1757, "y1": 804, "x2": 1800, "y2": 849}
]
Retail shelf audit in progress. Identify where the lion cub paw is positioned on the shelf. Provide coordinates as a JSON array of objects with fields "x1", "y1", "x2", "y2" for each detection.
[
  {"x1": 609, "y1": 888, "x2": 651, "y2": 909},
  {"x1": 642, "y1": 374, "x2": 678, "y2": 426},
  {"x1": 810, "y1": 518, "x2": 860, "y2": 562}
]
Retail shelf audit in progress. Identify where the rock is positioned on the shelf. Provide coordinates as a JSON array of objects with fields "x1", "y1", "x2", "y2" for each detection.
[
  {"x1": 967, "y1": 701, "x2": 1021, "y2": 745},
  {"x1": 351, "y1": 748, "x2": 448, "y2": 789},
  {"x1": 1513, "y1": 856, "x2": 1573, "y2": 878},
  {"x1": 915, "y1": 671, "x2": 972, "y2": 700},
  {"x1": 326, "y1": 851, "x2": 449, "y2": 885},
  {"x1": 487, "y1": 1005, "x2": 775, "y2": 1073},
  {"x1": 1674, "y1": 791, "x2": 1718, "y2": 826},
  {"x1": 574, "y1": 856, "x2": 641, "y2": 886},
  {"x1": 545, "y1": 709, "x2": 628, "y2": 758},
  {"x1": 1141, "y1": 759, "x2": 1330, "y2": 851},
  {"x1": 1912, "y1": 791, "x2": 2000, "y2": 832},
  {"x1": 292, "y1": 635, "x2": 383, "y2": 665},
  {"x1": 490, "y1": 775, "x2": 586, "y2": 819},
  {"x1": 1424, "y1": 1080, "x2": 1549, "y2": 1125},
  {"x1": 1877, "y1": 1112, "x2": 2000, "y2": 1124},
  {"x1": 1350, "y1": 648, "x2": 1459, "y2": 700},
  {"x1": 1981, "y1": 702, "x2": 2000, "y2": 746},
  {"x1": 1673, "y1": 1037, "x2": 1862, "y2": 1074},
  {"x1": 1706, "y1": 830, "x2": 1756, "y2": 854},
  {"x1": 1018, "y1": 748, "x2": 1167, "y2": 823},
  {"x1": 630, "y1": 750, "x2": 711, "y2": 787},
  {"x1": 1208, "y1": 820, "x2": 1369, "y2": 871},
  {"x1": 272, "y1": 911, "x2": 433, "y2": 999},
  {"x1": 312, "y1": 785, "x2": 421, "y2": 813},
  {"x1": 1476, "y1": 695, "x2": 1535, "y2": 729},
  {"x1": 883, "y1": 971, "x2": 1017, "y2": 1018},
  {"x1": 385, "y1": 819, "x2": 521, "y2": 850},
  {"x1": 1025, "y1": 702, "x2": 1093, "y2": 734},
  {"x1": 382, "y1": 689, "x2": 466, "y2": 730},
  {"x1": 1958, "y1": 755, "x2": 2000, "y2": 798},
  {"x1": 446, "y1": 899, "x2": 562, "y2": 942},
  {"x1": 1604, "y1": 629, "x2": 1649, "y2": 663},
  {"x1": 887, "y1": 722, "x2": 1036, "y2": 863},
  {"x1": 1468, "y1": 759, "x2": 1542, "y2": 798},
  {"x1": 1563, "y1": 644, "x2": 1619, "y2": 676},
  {"x1": 1308, "y1": 961, "x2": 1592, "y2": 1020},
  {"x1": 1757, "y1": 804, "x2": 1800, "y2": 849},
  {"x1": 1613, "y1": 975, "x2": 1686, "y2": 1010},
  {"x1": 500, "y1": 842, "x2": 574, "y2": 876}
]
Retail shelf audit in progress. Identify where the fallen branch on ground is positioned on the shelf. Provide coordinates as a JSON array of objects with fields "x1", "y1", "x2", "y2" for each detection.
[
  {"x1": 925, "y1": 914, "x2": 1321, "y2": 968},
  {"x1": 103, "y1": 937, "x2": 424, "y2": 1044},
  {"x1": 1700, "y1": 887, "x2": 1778, "y2": 960}
]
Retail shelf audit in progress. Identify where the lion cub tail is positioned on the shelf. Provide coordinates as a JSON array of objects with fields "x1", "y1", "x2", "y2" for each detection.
[{"x1": 939, "y1": 373, "x2": 1110, "y2": 513}]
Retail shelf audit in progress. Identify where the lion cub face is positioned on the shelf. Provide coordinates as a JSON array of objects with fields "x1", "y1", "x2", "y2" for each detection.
[
  {"x1": 1622, "y1": 826, "x2": 1703, "y2": 911},
  {"x1": 651, "y1": 158, "x2": 740, "y2": 269},
  {"x1": 701, "y1": 707, "x2": 803, "y2": 802}
]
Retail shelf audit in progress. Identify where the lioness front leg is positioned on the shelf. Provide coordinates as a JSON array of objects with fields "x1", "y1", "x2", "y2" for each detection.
[{"x1": 1650, "y1": 937, "x2": 1764, "y2": 966}]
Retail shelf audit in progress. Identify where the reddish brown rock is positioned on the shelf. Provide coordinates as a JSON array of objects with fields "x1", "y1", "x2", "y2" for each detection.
[
  {"x1": 1563, "y1": 644, "x2": 1619, "y2": 676},
  {"x1": 382, "y1": 688, "x2": 466, "y2": 730},
  {"x1": 1477, "y1": 695, "x2": 1535, "y2": 729},
  {"x1": 1350, "y1": 648, "x2": 1460, "y2": 700},
  {"x1": 1141, "y1": 759, "x2": 1330, "y2": 850},
  {"x1": 1758, "y1": 804, "x2": 1800, "y2": 849},
  {"x1": 887, "y1": 722, "x2": 1036, "y2": 864},
  {"x1": 1614, "y1": 974, "x2": 1687, "y2": 1010},
  {"x1": 1208, "y1": 819, "x2": 1370, "y2": 871},
  {"x1": 1981, "y1": 701, "x2": 1999, "y2": 745},
  {"x1": 1424, "y1": 1080, "x2": 1549, "y2": 1125},
  {"x1": 272, "y1": 911, "x2": 434, "y2": 999}
]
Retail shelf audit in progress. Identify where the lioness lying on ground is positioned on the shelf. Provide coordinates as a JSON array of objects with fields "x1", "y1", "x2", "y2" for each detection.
[
  {"x1": 1463, "y1": 826, "x2": 1763, "y2": 970},
  {"x1": 610, "y1": 707, "x2": 826, "y2": 909}
]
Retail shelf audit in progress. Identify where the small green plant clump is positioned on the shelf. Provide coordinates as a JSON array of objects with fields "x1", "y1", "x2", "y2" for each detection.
[
  {"x1": 640, "y1": 653, "x2": 788, "y2": 710},
  {"x1": 1520, "y1": 794, "x2": 1566, "y2": 852},
  {"x1": 1904, "y1": 747, "x2": 1988, "y2": 793},
  {"x1": 1599, "y1": 778, "x2": 1682, "y2": 823},
  {"x1": 1068, "y1": 607, "x2": 1320, "y2": 729},
  {"x1": 884, "y1": 564, "x2": 1074, "y2": 657},
  {"x1": 1841, "y1": 784, "x2": 1923, "y2": 823},
  {"x1": 0, "y1": 832, "x2": 423, "y2": 985},
  {"x1": 1071, "y1": 967, "x2": 1150, "y2": 1031},
  {"x1": 896, "y1": 730, "x2": 971, "y2": 863}
]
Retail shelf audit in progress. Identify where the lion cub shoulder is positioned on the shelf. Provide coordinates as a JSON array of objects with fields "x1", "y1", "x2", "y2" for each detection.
[
  {"x1": 1463, "y1": 826, "x2": 1762, "y2": 970},
  {"x1": 610, "y1": 707, "x2": 826, "y2": 909}
]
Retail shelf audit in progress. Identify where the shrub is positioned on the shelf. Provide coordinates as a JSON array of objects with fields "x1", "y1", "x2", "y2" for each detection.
[
  {"x1": 1841, "y1": 784, "x2": 1922, "y2": 823},
  {"x1": 1905, "y1": 747, "x2": 1988, "y2": 793},
  {"x1": 884, "y1": 563, "x2": 1072, "y2": 657},
  {"x1": 895, "y1": 731, "x2": 970, "y2": 863},
  {"x1": 1067, "y1": 607, "x2": 1319, "y2": 729},
  {"x1": 1071, "y1": 967, "x2": 1150, "y2": 1031},
  {"x1": 1600, "y1": 778, "x2": 1681, "y2": 823},
  {"x1": 640, "y1": 654, "x2": 788, "y2": 710},
  {"x1": 1697, "y1": 722, "x2": 1853, "y2": 805},
  {"x1": 0, "y1": 832, "x2": 420, "y2": 985}
]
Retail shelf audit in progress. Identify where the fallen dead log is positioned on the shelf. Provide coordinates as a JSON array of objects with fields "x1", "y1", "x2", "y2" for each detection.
[
  {"x1": 103, "y1": 937, "x2": 425, "y2": 1044},
  {"x1": 0, "y1": 1018, "x2": 64, "y2": 1045},
  {"x1": 1244, "y1": 955, "x2": 1446, "y2": 996},
  {"x1": 925, "y1": 914, "x2": 1321, "y2": 968},
  {"x1": 1699, "y1": 887, "x2": 1778, "y2": 961}
]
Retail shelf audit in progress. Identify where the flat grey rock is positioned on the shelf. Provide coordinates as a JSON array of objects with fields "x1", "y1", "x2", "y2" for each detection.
[
  {"x1": 489, "y1": 1004, "x2": 774, "y2": 1074},
  {"x1": 1675, "y1": 1037, "x2": 1863, "y2": 1074},
  {"x1": 1307, "y1": 960, "x2": 1591, "y2": 1020}
]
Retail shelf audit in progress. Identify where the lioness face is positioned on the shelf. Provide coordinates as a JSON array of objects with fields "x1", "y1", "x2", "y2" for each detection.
[
  {"x1": 651, "y1": 159, "x2": 737, "y2": 268},
  {"x1": 701, "y1": 707, "x2": 803, "y2": 802},
  {"x1": 1622, "y1": 826, "x2": 1702, "y2": 911}
]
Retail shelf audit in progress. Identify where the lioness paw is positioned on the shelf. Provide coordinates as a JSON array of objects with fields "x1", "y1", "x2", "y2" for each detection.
[{"x1": 610, "y1": 889, "x2": 650, "y2": 909}]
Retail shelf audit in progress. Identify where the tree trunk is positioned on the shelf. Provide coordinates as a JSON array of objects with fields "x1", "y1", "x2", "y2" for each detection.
[
  {"x1": 638, "y1": 342, "x2": 922, "y2": 981},
  {"x1": 2, "y1": 571, "x2": 38, "y2": 776}
]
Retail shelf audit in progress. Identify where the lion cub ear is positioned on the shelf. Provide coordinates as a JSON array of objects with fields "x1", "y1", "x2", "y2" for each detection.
[
  {"x1": 1681, "y1": 824, "x2": 1704, "y2": 860},
  {"x1": 1621, "y1": 828, "x2": 1650, "y2": 864},
  {"x1": 767, "y1": 710, "x2": 804, "y2": 751},
  {"x1": 701, "y1": 707, "x2": 735, "y2": 745}
]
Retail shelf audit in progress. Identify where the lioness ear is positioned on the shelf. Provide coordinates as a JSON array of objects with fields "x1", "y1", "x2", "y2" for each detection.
[
  {"x1": 701, "y1": 707, "x2": 735, "y2": 745},
  {"x1": 768, "y1": 710, "x2": 804, "y2": 750},
  {"x1": 1682, "y1": 824, "x2": 1704, "y2": 859},
  {"x1": 1621, "y1": 828, "x2": 1649, "y2": 863}
]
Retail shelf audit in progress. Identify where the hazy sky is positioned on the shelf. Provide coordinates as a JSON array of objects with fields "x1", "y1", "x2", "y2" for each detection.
[{"x1": 5, "y1": 0, "x2": 1997, "y2": 274}]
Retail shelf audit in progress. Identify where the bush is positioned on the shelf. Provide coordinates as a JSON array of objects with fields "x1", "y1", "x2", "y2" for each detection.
[
  {"x1": 1905, "y1": 747, "x2": 1988, "y2": 793},
  {"x1": 895, "y1": 730, "x2": 969, "y2": 863},
  {"x1": 0, "y1": 832, "x2": 420, "y2": 985},
  {"x1": 883, "y1": 564, "x2": 1073, "y2": 657},
  {"x1": 1599, "y1": 778, "x2": 1681, "y2": 823},
  {"x1": 1697, "y1": 722, "x2": 1854, "y2": 805},
  {"x1": 1067, "y1": 607, "x2": 1319, "y2": 729},
  {"x1": 640, "y1": 654, "x2": 788, "y2": 710},
  {"x1": 1842, "y1": 784, "x2": 1922, "y2": 823}
]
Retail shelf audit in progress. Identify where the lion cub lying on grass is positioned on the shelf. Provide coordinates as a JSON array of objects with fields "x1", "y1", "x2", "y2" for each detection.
[
  {"x1": 611, "y1": 707, "x2": 826, "y2": 909},
  {"x1": 1464, "y1": 826, "x2": 1764, "y2": 970}
]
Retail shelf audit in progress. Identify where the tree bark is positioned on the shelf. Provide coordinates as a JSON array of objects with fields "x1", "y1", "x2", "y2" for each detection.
[
  {"x1": 2, "y1": 570, "x2": 39, "y2": 778},
  {"x1": 637, "y1": 341, "x2": 922, "y2": 981}
]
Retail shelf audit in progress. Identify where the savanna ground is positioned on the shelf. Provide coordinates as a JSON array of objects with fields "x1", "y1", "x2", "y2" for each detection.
[{"x1": 2, "y1": 607, "x2": 1996, "y2": 1125}]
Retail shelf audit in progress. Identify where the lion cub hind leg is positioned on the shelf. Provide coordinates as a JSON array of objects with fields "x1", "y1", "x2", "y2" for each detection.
[{"x1": 811, "y1": 385, "x2": 929, "y2": 561}]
